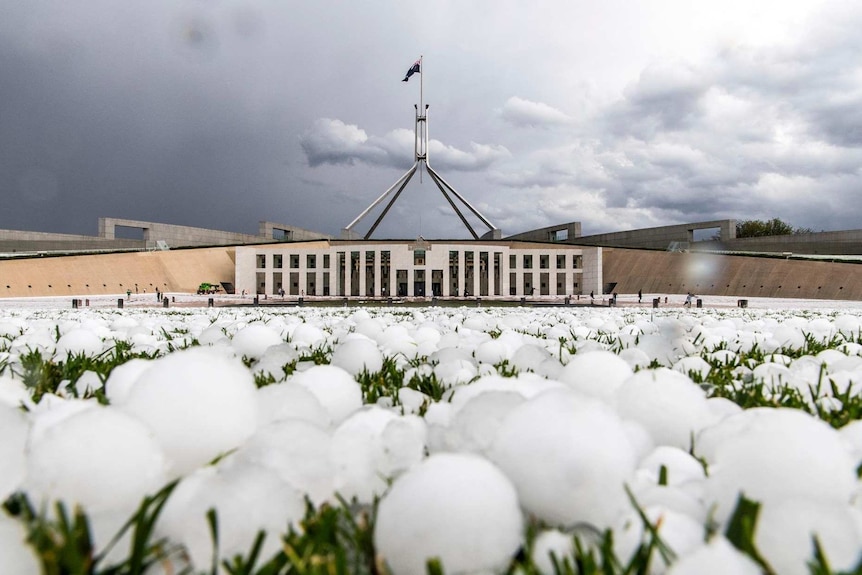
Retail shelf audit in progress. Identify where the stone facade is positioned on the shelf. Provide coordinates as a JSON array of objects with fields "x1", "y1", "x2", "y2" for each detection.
[{"x1": 235, "y1": 240, "x2": 602, "y2": 299}]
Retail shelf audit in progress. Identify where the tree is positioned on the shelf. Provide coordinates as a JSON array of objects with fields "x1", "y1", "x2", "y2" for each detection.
[{"x1": 736, "y1": 218, "x2": 800, "y2": 238}]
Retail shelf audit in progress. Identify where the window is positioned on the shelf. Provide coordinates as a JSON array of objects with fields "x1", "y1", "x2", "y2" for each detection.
[
  {"x1": 307, "y1": 254, "x2": 316, "y2": 269},
  {"x1": 540, "y1": 254, "x2": 549, "y2": 269},
  {"x1": 273, "y1": 255, "x2": 283, "y2": 269},
  {"x1": 290, "y1": 254, "x2": 300, "y2": 269},
  {"x1": 414, "y1": 249, "x2": 425, "y2": 266},
  {"x1": 523, "y1": 255, "x2": 532, "y2": 269},
  {"x1": 573, "y1": 255, "x2": 583, "y2": 269},
  {"x1": 509, "y1": 254, "x2": 517, "y2": 268},
  {"x1": 323, "y1": 254, "x2": 330, "y2": 268},
  {"x1": 256, "y1": 254, "x2": 266, "y2": 269},
  {"x1": 556, "y1": 254, "x2": 565, "y2": 269}
]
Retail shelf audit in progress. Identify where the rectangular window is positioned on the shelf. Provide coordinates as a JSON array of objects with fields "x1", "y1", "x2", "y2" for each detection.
[
  {"x1": 556, "y1": 254, "x2": 565, "y2": 269},
  {"x1": 273, "y1": 255, "x2": 283, "y2": 269},
  {"x1": 523, "y1": 255, "x2": 532, "y2": 269},
  {"x1": 540, "y1": 254, "x2": 549, "y2": 269},
  {"x1": 573, "y1": 255, "x2": 583, "y2": 269},
  {"x1": 509, "y1": 254, "x2": 517, "y2": 269},
  {"x1": 256, "y1": 254, "x2": 266, "y2": 269},
  {"x1": 323, "y1": 254, "x2": 331, "y2": 269},
  {"x1": 307, "y1": 254, "x2": 316, "y2": 269},
  {"x1": 290, "y1": 254, "x2": 300, "y2": 269}
]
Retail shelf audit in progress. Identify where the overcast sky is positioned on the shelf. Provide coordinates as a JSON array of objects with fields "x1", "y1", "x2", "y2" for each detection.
[{"x1": 2, "y1": 0, "x2": 861, "y2": 240}]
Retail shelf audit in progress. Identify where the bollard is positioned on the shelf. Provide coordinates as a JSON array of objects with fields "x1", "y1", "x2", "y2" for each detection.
[
  {"x1": 652, "y1": 298, "x2": 659, "y2": 309},
  {"x1": 85, "y1": 299, "x2": 89, "y2": 307},
  {"x1": 431, "y1": 297, "x2": 438, "y2": 306},
  {"x1": 696, "y1": 298, "x2": 703, "y2": 308},
  {"x1": 476, "y1": 297, "x2": 481, "y2": 308},
  {"x1": 520, "y1": 297, "x2": 526, "y2": 305},
  {"x1": 208, "y1": 298, "x2": 214, "y2": 308},
  {"x1": 72, "y1": 299, "x2": 78, "y2": 309},
  {"x1": 298, "y1": 297, "x2": 304, "y2": 307},
  {"x1": 117, "y1": 298, "x2": 124, "y2": 309},
  {"x1": 163, "y1": 298, "x2": 169, "y2": 308},
  {"x1": 738, "y1": 299, "x2": 748, "y2": 308},
  {"x1": 609, "y1": 297, "x2": 616, "y2": 307},
  {"x1": 343, "y1": 297, "x2": 348, "y2": 307},
  {"x1": 253, "y1": 296, "x2": 259, "y2": 307}
]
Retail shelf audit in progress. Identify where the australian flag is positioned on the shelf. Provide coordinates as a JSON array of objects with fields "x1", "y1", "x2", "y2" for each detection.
[{"x1": 402, "y1": 59, "x2": 420, "y2": 82}]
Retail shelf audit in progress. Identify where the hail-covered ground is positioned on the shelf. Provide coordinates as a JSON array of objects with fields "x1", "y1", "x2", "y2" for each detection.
[{"x1": 1, "y1": 294, "x2": 861, "y2": 574}]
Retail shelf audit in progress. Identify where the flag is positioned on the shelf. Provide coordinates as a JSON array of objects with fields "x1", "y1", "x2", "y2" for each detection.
[{"x1": 402, "y1": 59, "x2": 420, "y2": 82}]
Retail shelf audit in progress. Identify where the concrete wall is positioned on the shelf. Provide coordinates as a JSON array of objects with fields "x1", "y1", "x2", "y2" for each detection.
[
  {"x1": 575, "y1": 220, "x2": 737, "y2": 250},
  {"x1": 0, "y1": 247, "x2": 236, "y2": 298},
  {"x1": 697, "y1": 229, "x2": 862, "y2": 255},
  {"x1": 506, "y1": 222, "x2": 582, "y2": 243},
  {"x1": 602, "y1": 247, "x2": 862, "y2": 300}
]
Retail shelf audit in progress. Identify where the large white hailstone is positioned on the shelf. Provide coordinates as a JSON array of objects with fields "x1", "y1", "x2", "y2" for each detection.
[
  {"x1": 197, "y1": 325, "x2": 230, "y2": 346},
  {"x1": 251, "y1": 343, "x2": 300, "y2": 382},
  {"x1": 157, "y1": 463, "x2": 305, "y2": 571},
  {"x1": 613, "y1": 506, "x2": 704, "y2": 573},
  {"x1": 375, "y1": 452, "x2": 523, "y2": 575},
  {"x1": 331, "y1": 406, "x2": 426, "y2": 503},
  {"x1": 532, "y1": 529, "x2": 575, "y2": 574},
  {"x1": 53, "y1": 327, "x2": 104, "y2": 358},
  {"x1": 839, "y1": 419, "x2": 862, "y2": 465},
  {"x1": 26, "y1": 405, "x2": 167, "y2": 513},
  {"x1": 354, "y1": 317, "x2": 384, "y2": 340},
  {"x1": 256, "y1": 382, "x2": 331, "y2": 428},
  {"x1": 445, "y1": 390, "x2": 525, "y2": 455},
  {"x1": 231, "y1": 323, "x2": 283, "y2": 359},
  {"x1": 104, "y1": 358, "x2": 152, "y2": 405},
  {"x1": 289, "y1": 364, "x2": 363, "y2": 424},
  {"x1": 834, "y1": 314, "x2": 862, "y2": 337},
  {"x1": 288, "y1": 322, "x2": 327, "y2": 347},
  {"x1": 225, "y1": 418, "x2": 334, "y2": 505},
  {"x1": 489, "y1": 388, "x2": 636, "y2": 529},
  {"x1": 700, "y1": 408, "x2": 858, "y2": 524},
  {"x1": 120, "y1": 347, "x2": 258, "y2": 476},
  {"x1": 618, "y1": 347, "x2": 652, "y2": 370},
  {"x1": 666, "y1": 536, "x2": 761, "y2": 575},
  {"x1": 558, "y1": 350, "x2": 633, "y2": 403},
  {"x1": 72, "y1": 369, "x2": 103, "y2": 396},
  {"x1": 474, "y1": 339, "x2": 510, "y2": 365},
  {"x1": 27, "y1": 395, "x2": 99, "y2": 444},
  {"x1": 635, "y1": 334, "x2": 678, "y2": 367},
  {"x1": 672, "y1": 357, "x2": 711, "y2": 381},
  {"x1": 397, "y1": 386, "x2": 429, "y2": 414},
  {"x1": 755, "y1": 499, "x2": 862, "y2": 575},
  {"x1": 331, "y1": 336, "x2": 384, "y2": 375},
  {"x1": 0, "y1": 404, "x2": 28, "y2": 501},
  {"x1": 0, "y1": 375, "x2": 31, "y2": 409},
  {"x1": 510, "y1": 343, "x2": 554, "y2": 373},
  {"x1": 637, "y1": 446, "x2": 706, "y2": 487},
  {"x1": 0, "y1": 516, "x2": 40, "y2": 574},
  {"x1": 433, "y1": 358, "x2": 478, "y2": 386},
  {"x1": 615, "y1": 368, "x2": 715, "y2": 450}
]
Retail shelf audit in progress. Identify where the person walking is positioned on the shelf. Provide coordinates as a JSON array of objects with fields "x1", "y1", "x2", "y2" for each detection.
[{"x1": 638, "y1": 289, "x2": 642, "y2": 303}]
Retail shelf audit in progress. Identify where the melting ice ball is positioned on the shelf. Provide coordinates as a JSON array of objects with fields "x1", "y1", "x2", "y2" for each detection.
[{"x1": 375, "y1": 452, "x2": 523, "y2": 575}]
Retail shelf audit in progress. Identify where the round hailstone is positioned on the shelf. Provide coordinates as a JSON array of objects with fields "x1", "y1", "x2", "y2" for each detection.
[
  {"x1": 489, "y1": 388, "x2": 636, "y2": 529},
  {"x1": 226, "y1": 418, "x2": 334, "y2": 505},
  {"x1": 330, "y1": 336, "x2": 384, "y2": 376},
  {"x1": 256, "y1": 382, "x2": 331, "y2": 428},
  {"x1": 445, "y1": 390, "x2": 525, "y2": 455},
  {"x1": 0, "y1": 517, "x2": 40, "y2": 574},
  {"x1": 755, "y1": 499, "x2": 862, "y2": 575},
  {"x1": 53, "y1": 327, "x2": 104, "y2": 359},
  {"x1": 0, "y1": 404, "x2": 28, "y2": 501},
  {"x1": 120, "y1": 347, "x2": 258, "y2": 476},
  {"x1": 104, "y1": 358, "x2": 152, "y2": 405},
  {"x1": 559, "y1": 350, "x2": 633, "y2": 403},
  {"x1": 0, "y1": 375, "x2": 31, "y2": 409},
  {"x1": 614, "y1": 368, "x2": 715, "y2": 450},
  {"x1": 288, "y1": 322, "x2": 327, "y2": 347},
  {"x1": 374, "y1": 452, "x2": 523, "y2": 575},
  {"x1": 634, "y1": 334, "x2": 678, "y2": 367},
  {"x1": 617, "y1": 347, "x2": 652, "y2": 370},
  {"x1": 474, "y1": 339, "x2": 510, "y2": 365},
  {"x1": 289, "y1": 364, "x2": 363, "y2": 425},
  {"x1": 532, "y1": 529, "x2": 575, "y2": 574},
  {"x1": 510, "y1": 343, "x2": 554, "y2": 373},
  {"x1": 666, "y1": 536, "x2": 761, "y2": 575},
  {"x1": 613, "y1": 505, "x2": 704, "y2": 571},
  {"x1": 637, "y1": 446, "x2": 706, "y2": 487},
  {"x1": 26, "y1": 406, "x2": 167, "y2": 513},
  {"x1": 331, "y1": 406, "x2": 426, "y2": 503},
  {"x1": 700, "y1": 408, "x2": 858, "y2": 524},
  {"x1": 197, "y1": 325, "x2": 229, "y2": 346},
  {"x1": 672, "y1": 356, "x2": 712, "y2": 381},
  {"x1": 157, "y1": 464, "x2": 305, "y2": 571},
  {"x1": 231, "y1": 323, "x2": 283, "y2": 360},
  {"x1": 251, "y1": 343, "x2": 300, "y2": 382}
]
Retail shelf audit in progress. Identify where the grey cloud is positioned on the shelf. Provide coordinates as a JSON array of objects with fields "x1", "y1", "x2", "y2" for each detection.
[{"x1": 500, "y1": 97, "x2": 573, "y2": 128}]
